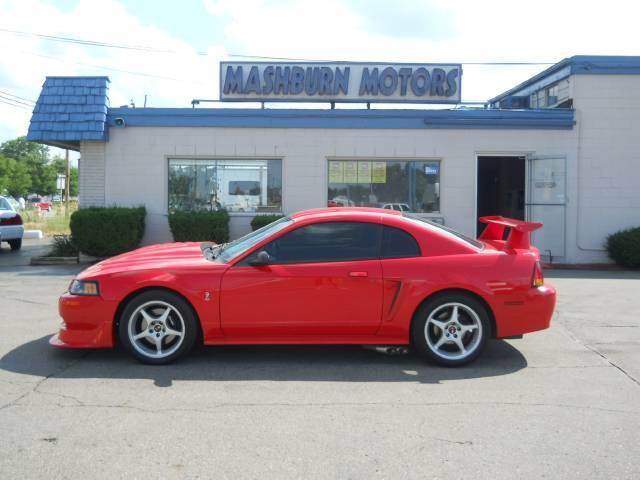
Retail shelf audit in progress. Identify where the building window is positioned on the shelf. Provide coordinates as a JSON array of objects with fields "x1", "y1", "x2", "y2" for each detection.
[
  {"x1": 546, "y1": 84, "x2": 558, "y2": 106},
  {"x1": 327, "y1": 160, "x2": 440, "y2": 213},
  {"x1": 168, "y1": 159, "x2": 282, "y2": 213}
]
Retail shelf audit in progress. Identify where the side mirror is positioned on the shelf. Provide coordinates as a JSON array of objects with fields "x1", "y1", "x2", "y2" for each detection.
[{"x1": 248, "y1": 250, "x2": 271, "y2": 266}]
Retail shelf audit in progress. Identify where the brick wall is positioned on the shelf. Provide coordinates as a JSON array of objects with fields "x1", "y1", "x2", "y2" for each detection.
[{"x1": 100, "y1": 125, "x2": 578, "y2": 254}]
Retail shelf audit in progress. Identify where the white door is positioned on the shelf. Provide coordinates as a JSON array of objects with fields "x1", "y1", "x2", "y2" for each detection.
[{"x1": 526, "y1": 156, "x2": 566, "y2": 260}]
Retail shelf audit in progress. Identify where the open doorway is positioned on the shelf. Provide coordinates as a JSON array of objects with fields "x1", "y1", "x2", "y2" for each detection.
[{"x1": 476, "y1": 156, "x2": 525, "y2": 235}]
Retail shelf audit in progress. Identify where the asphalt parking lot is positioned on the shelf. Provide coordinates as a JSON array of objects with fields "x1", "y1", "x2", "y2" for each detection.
[{"x1": 1, "y1": 240, "x2": 639, "y2": 479}]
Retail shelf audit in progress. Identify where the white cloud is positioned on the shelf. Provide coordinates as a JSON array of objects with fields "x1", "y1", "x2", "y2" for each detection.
[{"x1": 203, "y1": 0, "x2": 640, "y2": 102}]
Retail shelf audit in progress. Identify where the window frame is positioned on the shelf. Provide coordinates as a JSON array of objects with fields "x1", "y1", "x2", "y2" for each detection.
[
  {"x1": 241, "y1": 220, "x2": 424, "y2": 266},
  {"x1": 166, "y1": 156, "x2": 284, "y2": 215}
]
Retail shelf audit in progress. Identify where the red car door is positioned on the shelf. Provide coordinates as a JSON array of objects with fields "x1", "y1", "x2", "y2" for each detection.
[{"x1": 220, "y1": 221, "x2": 384, "y2": 338}]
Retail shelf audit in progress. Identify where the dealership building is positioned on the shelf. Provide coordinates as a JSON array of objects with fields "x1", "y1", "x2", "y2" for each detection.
[{"x1": 26, "y1": 55, "x2": 640, "y2": 264}]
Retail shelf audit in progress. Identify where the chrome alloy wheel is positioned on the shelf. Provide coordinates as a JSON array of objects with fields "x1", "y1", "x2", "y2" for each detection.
[
  {"x1": 424, "y1": 302, "x2": 483, "y2": 361},
  {"x1": 127, "y1": 300, "x2": 186, "y2": 359}
]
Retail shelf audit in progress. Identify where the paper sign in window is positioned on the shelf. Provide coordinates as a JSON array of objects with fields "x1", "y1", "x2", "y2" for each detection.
[
  {"x1": 328, "y1": 161, "x2": 344, "y2": 183},
  {"x1": 371, "y1": 162, "x2": 387, "y2": 183},
  {"x1": 343, "y1": 161, "x2": 358, "y2": 183},
  {"x1": 357, "y1": 162, "x2": 372, "y2": 183}
]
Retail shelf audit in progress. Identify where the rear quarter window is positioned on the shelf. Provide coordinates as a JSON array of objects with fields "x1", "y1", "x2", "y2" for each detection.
[{"x1": 381, "y1": 226, "x2": 421, "y2": 258}]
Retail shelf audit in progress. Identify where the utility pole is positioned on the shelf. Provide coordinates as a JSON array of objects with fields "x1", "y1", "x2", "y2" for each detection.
[{"x1": 65, "y1": 149, "x2": 70, "y2": 218}]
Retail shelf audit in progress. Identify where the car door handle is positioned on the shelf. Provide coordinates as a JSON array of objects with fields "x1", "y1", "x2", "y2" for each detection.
[{"x1": 349, "y1": 271, "x2": 368, "y2": 277}]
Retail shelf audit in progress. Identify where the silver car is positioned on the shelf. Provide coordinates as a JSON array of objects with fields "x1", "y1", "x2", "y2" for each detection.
[{"x1": 0, "y1": 196, "x2": 24, "y2": 251}]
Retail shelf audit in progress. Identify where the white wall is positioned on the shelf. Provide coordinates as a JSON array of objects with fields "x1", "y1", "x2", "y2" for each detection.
[
  {"x1": 78, "y1": 140, "x2": 105, "y2": 207},
  {"x1": 569, "y1": 74, "x2": 640, "y2": 262}
]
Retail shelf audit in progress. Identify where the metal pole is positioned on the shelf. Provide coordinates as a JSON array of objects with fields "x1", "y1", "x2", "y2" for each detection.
[{"x1": 65, "y1": 149, "x2": 70, "y2": 218}]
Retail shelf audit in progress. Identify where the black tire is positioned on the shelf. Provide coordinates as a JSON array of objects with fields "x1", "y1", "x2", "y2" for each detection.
[
  {"x1": 8, "y1": 239, "x2": 22, "y2": 251},
  {"x1": 118, "y1": 290, "x2": 199, "y2": 365},
  {"x1": 411, "y1": 292, "x2": 492, "y2": 367}
]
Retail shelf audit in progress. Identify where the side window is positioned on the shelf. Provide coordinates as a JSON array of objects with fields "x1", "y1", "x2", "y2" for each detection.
[
  {"x1": 265, "y1": 222, "x2": 381, "y2": 264},
  {"x1": 381, "y1": 226, "x2": 421, "y2": 259}
]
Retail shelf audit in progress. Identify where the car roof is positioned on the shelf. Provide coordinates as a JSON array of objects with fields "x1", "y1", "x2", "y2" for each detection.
[{"x1": 291, "y1": 207, "x2": 401, "y2": 221}]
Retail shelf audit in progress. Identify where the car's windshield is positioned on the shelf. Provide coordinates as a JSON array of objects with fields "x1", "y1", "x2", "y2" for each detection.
[
  {"x1": 0, "y1": 197, "x2": 12, "y2": 211},
  {"x1": 213, "y1": 216, "x2": 293, "y2": 263},
  {"x1": 403, "y1": 214, "x2": 484, "y2": 249}
]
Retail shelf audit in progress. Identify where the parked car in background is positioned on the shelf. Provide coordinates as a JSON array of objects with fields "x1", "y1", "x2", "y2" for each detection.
[
  {"x1": 0, "y1": 196, "x2": 24, "y2": 251},
  {"x1": 53, "y1": 208, "x2": 556, "y2": 366},
  {"x1": 29, "y1": 196, "x2": 52, "y2": 212},
  {"x1": 5, "y1": 197, "x2": 21, "y2": 211},
  {"x1": 382, "y1": 203, "x2": 411, "y2": 212}
]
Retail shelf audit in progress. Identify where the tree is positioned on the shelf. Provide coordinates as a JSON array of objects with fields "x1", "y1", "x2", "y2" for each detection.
[
  {"x1": 0, "y1": 155, "x2": 32, "y2": 197},
  {"x1": 70, "y1": 167, "x2": 78, "y2": 197},
  {"x1": 0, "y1": 136, "x2": 78, "y2": 197},
  {"x1": 0, "y1": 137, "x2": 49, "y2": 166}
]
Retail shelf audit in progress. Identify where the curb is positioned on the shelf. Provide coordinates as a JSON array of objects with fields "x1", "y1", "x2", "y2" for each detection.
[{"x1": 30, "y1": 256, "x2": 79, "y2": 266}]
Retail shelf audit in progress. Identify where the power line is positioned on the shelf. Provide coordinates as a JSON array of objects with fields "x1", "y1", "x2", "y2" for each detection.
[
  {"x1": 0, "y1": 27, "x2": 190, "y2": 55},
  {"x1": 21, "y1": 51, "x2": 209, "y2": 84},
  {"x1": 0, "y1": 93, "x2": 33, "y2": 107},
  {"x1": 225, "y1": 53, "x2": 555, "y2": 65},
  {"x1": 0, "y1": 98, "x2": 31, "y2": 110},
  {"x1": 0, "y1": 89, "x2": 36, "y2": 104},
  {"x1": 1, "y1": 28, "x2": 557, "y2": 66}
]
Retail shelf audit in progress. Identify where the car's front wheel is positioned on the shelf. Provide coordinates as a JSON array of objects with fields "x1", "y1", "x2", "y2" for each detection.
[
  {"x1": 411, "y1": 293, "x2": 492, "y2": 367},
  {"x1": 118, "y1": 290, "x2": 199, "y2": 364}
]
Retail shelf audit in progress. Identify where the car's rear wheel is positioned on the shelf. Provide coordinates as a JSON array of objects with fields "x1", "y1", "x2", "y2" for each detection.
[
  {"x1": 8, "y1": 239, "x2": 22, "y2": 251},
  {"x1": 118, "y1": 290, "x2": 198, "y2": 365},
  {"x1": 411, "y1": 293, "x2": 491, "y2": 367}
]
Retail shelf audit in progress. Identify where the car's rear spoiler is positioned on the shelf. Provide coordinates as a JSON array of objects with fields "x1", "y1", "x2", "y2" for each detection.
[{"x1": 478, "y1": 216, "x2": 543, "y2": 251}]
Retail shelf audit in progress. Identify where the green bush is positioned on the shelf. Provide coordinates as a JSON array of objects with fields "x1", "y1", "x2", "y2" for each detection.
[
  {"x1": 251, "y1": 214, "x2": 285, "y2": 231},
  {"x1": 70, "y1": 206, "x2": 146, "y2": 257},
  {"x1": 606, "y1": 227, "x2": 640, "y2": 268},
  {"x1": 169, "y1": 210, "x2": 230, "y2": 243}
]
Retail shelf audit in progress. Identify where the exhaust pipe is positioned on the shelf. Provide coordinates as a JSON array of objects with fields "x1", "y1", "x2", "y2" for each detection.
[{"x1": 363, "y1": 345, "x2": 409, "y2": 356}]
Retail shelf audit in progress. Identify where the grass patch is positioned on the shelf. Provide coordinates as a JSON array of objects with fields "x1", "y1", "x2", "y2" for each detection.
[{"x1": 22, "y1": 202, "x2": 78, "y2": 236}]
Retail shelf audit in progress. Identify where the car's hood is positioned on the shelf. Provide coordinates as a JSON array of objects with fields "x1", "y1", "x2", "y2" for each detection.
[{"x1": 79, "y1": 242, "x2": 222, "y2": 278}]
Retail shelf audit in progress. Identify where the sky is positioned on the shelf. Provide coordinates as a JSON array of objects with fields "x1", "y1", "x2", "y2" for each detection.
[{"x1": 1, "y1": 0, "x2": 639, "y2": 146}]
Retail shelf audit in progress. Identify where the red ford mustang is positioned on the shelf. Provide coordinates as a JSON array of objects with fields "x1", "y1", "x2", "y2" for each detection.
[{"x1": 52, "y1": 208, "x2": 556, "y2": 366}]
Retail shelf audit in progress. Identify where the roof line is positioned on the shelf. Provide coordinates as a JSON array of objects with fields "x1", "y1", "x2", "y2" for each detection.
[{"x1": 489, "y1": 55, "x2": 640, "y2": 104}]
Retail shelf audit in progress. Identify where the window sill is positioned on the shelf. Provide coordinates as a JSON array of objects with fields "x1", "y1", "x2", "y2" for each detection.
[{"x1": 228, "y1": 211, "x2": 284, "y2": 217}]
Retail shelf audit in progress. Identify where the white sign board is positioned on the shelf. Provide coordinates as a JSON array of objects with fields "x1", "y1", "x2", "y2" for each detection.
[{"x1": 220, "y1": 62, "x2": 462, "y2": 104}]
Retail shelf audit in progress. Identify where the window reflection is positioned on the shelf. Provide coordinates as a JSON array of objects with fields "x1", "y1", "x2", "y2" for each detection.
[
  {"x1": 169, "y1": 159, "x2": 282, "y2": 213},
  {"x1": 327, "y1": 160, "x2": 440, "y2": 213}
]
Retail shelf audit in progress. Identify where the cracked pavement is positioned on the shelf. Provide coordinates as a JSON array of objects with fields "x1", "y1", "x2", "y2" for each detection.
[{"x1": 0, "y1": 241, "x2": 639, "y2": 479}]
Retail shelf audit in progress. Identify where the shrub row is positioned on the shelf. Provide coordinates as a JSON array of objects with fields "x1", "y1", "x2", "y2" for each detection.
[
  {"x1": 168, "y1": 210, "x2": 230, "y2": 243},
  {"x1": 607, "y1": 227, "x2": 640, "y2": 268},
  {"x1": 70, "y1": 206, "x2": 146, "y2": 257},
  {"x1": 70, "y1": 207, "x2": 286, "y2": 256},
  {"x1": 250, "y1": 214, "x2": 285, "y2": 231}
]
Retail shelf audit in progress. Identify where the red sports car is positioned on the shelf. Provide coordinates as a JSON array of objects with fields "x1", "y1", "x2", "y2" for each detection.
[{"x1": 52, "y1": 208, "x2": 556, "y2": 366}]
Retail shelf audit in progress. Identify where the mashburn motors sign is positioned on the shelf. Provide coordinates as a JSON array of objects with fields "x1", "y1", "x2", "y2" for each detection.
[{"x1": 220, "y1": 62, "x2": 462, "y2": 104}]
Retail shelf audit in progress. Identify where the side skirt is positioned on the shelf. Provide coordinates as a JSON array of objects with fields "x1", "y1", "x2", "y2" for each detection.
[{"x1": 204, "y1": 335, "x2": 410, "y2": 346}]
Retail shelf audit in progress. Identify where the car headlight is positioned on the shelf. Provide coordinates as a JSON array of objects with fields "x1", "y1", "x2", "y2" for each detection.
[{"x1": 69, "y1": 279, "x2": 100, "y2": 296}]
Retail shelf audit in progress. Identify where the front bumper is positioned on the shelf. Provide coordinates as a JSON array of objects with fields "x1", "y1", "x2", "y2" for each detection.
[
  {"x1": 494, "y1": 283, "x2": 557, "y2": 338},
  {"x1": 52, "y1": 293, "x2": 117, "y2": 349}
]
